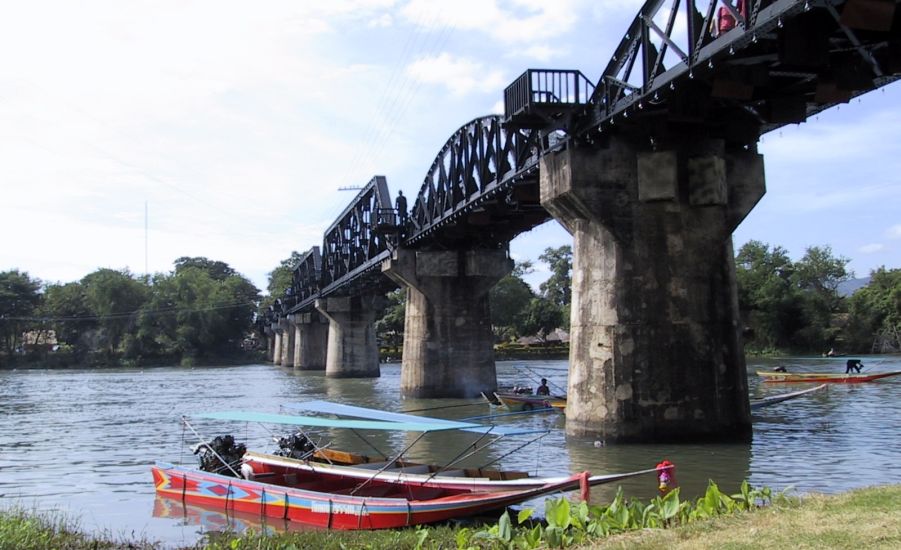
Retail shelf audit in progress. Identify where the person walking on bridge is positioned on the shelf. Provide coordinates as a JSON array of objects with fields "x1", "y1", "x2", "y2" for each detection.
[{"x1": 395, "y1": 190, "x2": 408, "y2": 226}]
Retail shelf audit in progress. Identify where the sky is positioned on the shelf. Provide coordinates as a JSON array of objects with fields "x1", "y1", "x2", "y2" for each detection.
[{"x1": 1, "y1": 0, "x2": 899, "y2": 295}]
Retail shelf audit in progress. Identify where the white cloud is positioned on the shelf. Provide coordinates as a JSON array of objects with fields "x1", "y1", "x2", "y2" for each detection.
[
  {"x1": 521, "y1": 45, "x2": 563, "y2": 63},
  {"x1": 401, "y1": 0, "x2": 582, "y2": 45},
  {"x1": 406, "y1": 53, "x2": 506, "y2": 96},
  {"x1": 369, "y1": 14, "x2": 394, "y2": 27},
  {"x1": 859, "y1": 243, "x2": 885, "y2": 254},
  {"x1": 888, "y1": 225, "x2": 901, "y2": 239}
]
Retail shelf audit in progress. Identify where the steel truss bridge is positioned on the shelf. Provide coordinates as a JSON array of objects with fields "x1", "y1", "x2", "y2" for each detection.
[{"x1": 265, "y1": 0, "x2": 900, "y2": 323}]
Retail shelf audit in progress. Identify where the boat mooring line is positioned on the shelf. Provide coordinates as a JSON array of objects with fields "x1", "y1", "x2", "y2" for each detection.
[
  {"x1": 401, "y1": 402, "x2": 482, "y2": 413},
  {"x1": 350, "y1": 431, "x2": 429, "y2": 496},
  {"x1": 424, "y1": 427, "x2": 497, "y2": 482},
  {"x1": 463, "y1": 408, "x2": 556, "y2": 421}
]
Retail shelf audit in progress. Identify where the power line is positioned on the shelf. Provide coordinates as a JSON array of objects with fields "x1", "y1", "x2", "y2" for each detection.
[{"x1": 4, "y1": 300, "x2": 259, "y2": 323}]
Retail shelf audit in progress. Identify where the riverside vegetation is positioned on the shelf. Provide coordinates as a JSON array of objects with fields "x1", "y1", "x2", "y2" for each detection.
[
  {"x1": 3, "y1": 482, "x2": 899, "y2": 549},
  {"x1": 3, "y1": 243, "x2": 900, "y2": 368}
]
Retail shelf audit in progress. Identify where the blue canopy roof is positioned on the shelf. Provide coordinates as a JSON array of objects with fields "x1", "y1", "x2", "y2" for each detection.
[
  {"x1": 192, "y1": 411, "x2": 471, "y2": 432},
  {"x1": 282, "y1": 400, "x2": 547, "y2": 436}
]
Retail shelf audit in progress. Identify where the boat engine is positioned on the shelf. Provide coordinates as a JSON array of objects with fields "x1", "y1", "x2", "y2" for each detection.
[
  {"x1": 193, "y1": 434, "x2": 246, "y2": 477},
  {"x1": 274, "y1": 432, "x2": 316, "y2": 459}
]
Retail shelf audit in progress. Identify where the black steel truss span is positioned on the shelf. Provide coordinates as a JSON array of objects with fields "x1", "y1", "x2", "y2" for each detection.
[
  {"x1": 575, "y1": 0, "x2": 901, "y2": 141},
  {"x1": 290, "y1": 176, "x2": 399, "y2": 313},
  {"x1": 404, "y1": 115, "x2": 549, "y2": 246},
  {"x1": 286, "y1": 246, "x2": 321, "y2": 309},
  {"x1": 282, "y1": 0, "x2": 900, "y2": 317}
]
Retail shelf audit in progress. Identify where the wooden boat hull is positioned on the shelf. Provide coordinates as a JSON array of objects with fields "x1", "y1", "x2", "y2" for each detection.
[
  {"x1": 493, "y1": 393, "x2": 566, "y2": 412},
  {"x1": 750, "y1": 384, "x2": 826, "y2": 409},
  {"x1": 756, "y1": 371, "x2": 901, "y2": 383},
  {"x1": 241, "y1": 450, "x2": 662, "y2": 493},
  {"x1": 152, "y1": 462, "x2": 584, "y2": 530}
]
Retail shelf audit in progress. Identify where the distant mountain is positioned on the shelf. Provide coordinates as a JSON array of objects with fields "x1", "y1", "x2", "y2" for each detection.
[{"x1": 838, "y1": 277, "x2": 871, "y2": 297}]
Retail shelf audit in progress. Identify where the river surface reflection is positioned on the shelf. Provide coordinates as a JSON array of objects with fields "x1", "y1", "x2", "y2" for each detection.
[{"x1": 1, "y1": 356, "x2": 899, "y2": 547}]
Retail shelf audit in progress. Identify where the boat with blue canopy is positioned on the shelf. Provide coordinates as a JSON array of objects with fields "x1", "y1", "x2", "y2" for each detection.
[
  {"x1": 153, "y1": 402, "x2": 672, "y2": 530},
  {"x1": 233, "y1": 400, "x2": 667, "y2": 493}
]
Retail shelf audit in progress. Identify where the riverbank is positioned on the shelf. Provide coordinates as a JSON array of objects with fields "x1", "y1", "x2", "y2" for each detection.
[
  {"x1": 0, "y1": 350, "x2": 266, "y2": 369},
  {"x1": 2, "y1": 485, "x2": 898, "y2": 549}
]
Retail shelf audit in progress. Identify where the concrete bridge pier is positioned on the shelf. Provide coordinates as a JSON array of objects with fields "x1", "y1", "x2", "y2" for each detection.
[
  {"x1": 316, "y1": 296, "x2": 382, "y2": 378},
  {"x1": 271, "y1": 323, "x2": 283, "y2": 365},
  {"x1": 382, "y1": 248, "x2": 512, "y2": 398},
  {"x1": 292, "y1": 312, "x2": 328, "y2": 370},
  {"x1": 540, "y1": 136, "x2": 764, "y2": 442},
  {"x1": 264, "y1": 326, "x2": 275, "y2": 362},
  {"x1": 280, "y1": 317, "x2": 296, "y2": 368}
]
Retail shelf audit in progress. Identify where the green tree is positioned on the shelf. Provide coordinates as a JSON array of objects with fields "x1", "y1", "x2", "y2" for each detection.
[
  {"x1": 735, "y1": 241, "x2": 801, "y2": 350},
  {"x1": 519, "y1": 297, "x2": 564, "y2": 341},
  {"x1": 264, "y1": 251, "x2": 303, "y2": 309},
  {"x1": 375, "y1": 288, "x2": 405, "y2": 355},
  {"x1": 137, "y1": 262, "x2": 258, "y2": 360},
  {"x1": 490, "y1": 261, "x2": 535, "y2": 339},
  {"x1": 174, "y1": 257, "x2": 238, "y2": 281},
  {"x1": 80, "y1": 268, "x2": 149, "y2": 354},
  {"x1": 0, "y1": 270, "x2": 43, "y2": 356},
  {"x1": 845, "y1": 268, "x2": 901, "y2": 352},
  {"x1": 539, "y1": 246, "x2": 572, "y2": 307},
  {"x1": 790, "y1": 245, "x2": 850, "y2": 350},
  {"x1": 41, "y1": 282, "x2": 94, "y2": 349}
]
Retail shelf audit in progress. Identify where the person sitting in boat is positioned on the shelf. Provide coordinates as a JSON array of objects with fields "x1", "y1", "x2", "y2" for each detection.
[
  {"x1": 846, "y1": 359, "x2": 863, "y2": 373},
  {"x1": 536, "y1": 378, "x2": 551, "y2": 396},
  {"x1": 773, "y1": 365, "x2": 787, "y2": 372}
]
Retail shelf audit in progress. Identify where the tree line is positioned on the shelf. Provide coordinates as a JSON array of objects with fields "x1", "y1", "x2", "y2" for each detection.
[
  {"x1": 372, "y1": 242, "x2": 900, "y2": 355},
  {"x1": 736, "y1": 241, "x2": 899, "y2": 354},
  {"x1": 2, "y1": 242, "x2": 898, "y2": 368},
  {"x1": 0, "y1": 257, "x2": 259, "y2": 367}
]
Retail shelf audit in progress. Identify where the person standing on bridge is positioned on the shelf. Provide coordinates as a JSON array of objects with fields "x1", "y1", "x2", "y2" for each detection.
[{"x1": 395, "y1": 190, "x2": 408, "y2": 226}]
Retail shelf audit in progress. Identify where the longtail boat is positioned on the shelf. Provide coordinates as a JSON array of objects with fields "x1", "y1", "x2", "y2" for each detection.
[
  {"x1": 750, "y1": 384, "x2": 827, "y2": 409},
  {"x1": 154, "y1": 404, "x2": 671, "y2": 530},
  {"x1": 756, "y1": 370, "x2": 901, "y2": 383},
  {"x1": 239, "y1": 401, "x2": 662, "y2": 493},
  {"x1": 492, "y1": 392, "x2": 566, "y2": 412},
  {"x1": 152, "y1": 461, "x2": 588, "y2": 530}
]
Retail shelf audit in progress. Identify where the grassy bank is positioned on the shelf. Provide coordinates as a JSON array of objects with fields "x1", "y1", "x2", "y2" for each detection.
[
  {"x1": 588, "y1": 484, "x2": 900, "y2": 549},
  {"x1": 2, "y1": 485, "x2": 898, "y2": 549}
]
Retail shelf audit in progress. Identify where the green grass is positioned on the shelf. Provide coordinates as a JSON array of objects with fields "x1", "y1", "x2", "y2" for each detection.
[
  {"x1": 0, "y1": 506, "x2": 156, "y2": 550},
  {"x1": 2, "y1": 486, "x2": 899, "y2": 549},
  {"x1": 579, "y1": 485, "x2": 901, "y2": 550}
]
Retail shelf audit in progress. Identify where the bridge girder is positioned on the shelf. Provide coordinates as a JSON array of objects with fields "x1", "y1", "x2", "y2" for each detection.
[{"x1": 405, "y1": 116, "x2": 550, "y2": 248}]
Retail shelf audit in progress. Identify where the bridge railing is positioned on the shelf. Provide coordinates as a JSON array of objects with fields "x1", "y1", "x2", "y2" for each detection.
[{"x1": 504, "y1": 69, "x2": 595, "y2": 127}]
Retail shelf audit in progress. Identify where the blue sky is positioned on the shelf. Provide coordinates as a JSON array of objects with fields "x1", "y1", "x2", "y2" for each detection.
[{"x1": 1, "y1": 0, "x2": 899, "y2": 294}]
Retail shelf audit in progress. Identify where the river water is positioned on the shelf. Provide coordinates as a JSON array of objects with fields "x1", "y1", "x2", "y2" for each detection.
[{"x1": 1, "y1": 356, "x2": 899, "y2": 547}]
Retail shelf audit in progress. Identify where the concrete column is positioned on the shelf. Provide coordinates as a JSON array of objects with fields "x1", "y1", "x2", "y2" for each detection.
[
  {"x1": 315, "y1": 296, "x2": 381, "y2": 378},
  {"x1": 382, "y1": 248, "x2": 512, "y2": 398},
  {"x1": 281, "y1": 318, "x2": 296, "y2": 368},
  {"x1": 272, "y1": 326, "x2": 283, "y2": 365},
  {"x1": 540, "y1": 137, "x2": 764, "y2": 442},
  {"x1": 264, "y1": 327, "x2": 275, "y2": 362},
  {"x1": 292, "y1": 311, "x2": 328, "y2": 370}
]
